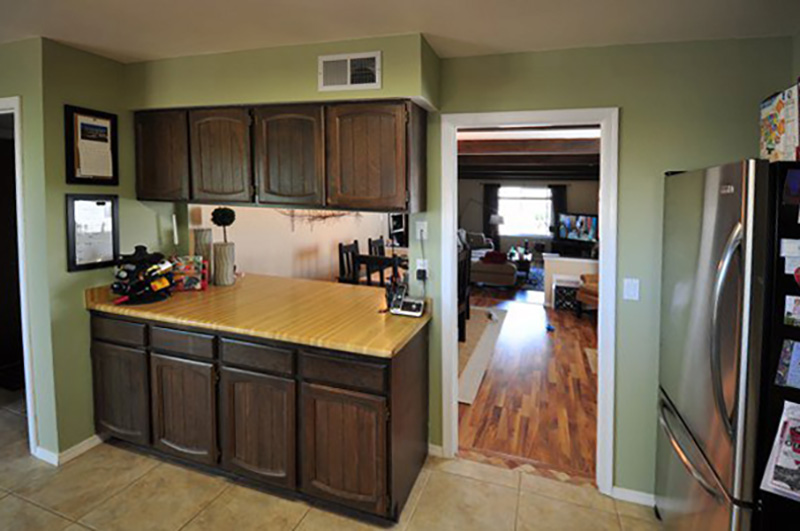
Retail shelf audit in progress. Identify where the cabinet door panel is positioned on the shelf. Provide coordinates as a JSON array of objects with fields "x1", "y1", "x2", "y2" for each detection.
[
  {"x1": 91, "y1": 341, "x2": 150, "y2": 445},
  {"x1": 301, "y1": 383, "x2": 388, "y2": 516},
  {"x1": 189, "y1": 108, "x2": 252, "y2": 202},
  {"x1": 254, "y1": 105, "x2": 324, "y2": 206},
  {"x1": 326, "y1": 103, "x2": 407, "y2": 210},
  {"x1": 135, "y1": 110, "x2": 190, "y2": 201},
  {"x1": 151, "y1": 354, "x2": 217, "y2": 464},
  {"x1": 220, "y1": 368, "x2": 296, "y2": 487}
]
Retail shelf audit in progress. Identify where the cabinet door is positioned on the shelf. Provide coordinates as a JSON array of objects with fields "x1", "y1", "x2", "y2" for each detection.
[
  {"x1": 151, "y1": 353, "x2": 218, "y2": 464},
  {"x1": 326, "y1": 102, "x2": 407, "y2": 211},
  {"x1": 189, "y1": 108, "x2": 252, "y2": 202},
  {"x1": 135, "y1": 110, "x2": 190, "y2": 201},
  {"x1": 301, "y1": 383, "x2": 388, "y2": 516},
  {"x1": 220, "y1": 367, "x2": 296, "y2": 487},
  {"x1": 254, "y1": 105, "x2": 324, "y2": 206},
  {"x1": 91, "y1": 341, "x2": 150, "y2": 445}
]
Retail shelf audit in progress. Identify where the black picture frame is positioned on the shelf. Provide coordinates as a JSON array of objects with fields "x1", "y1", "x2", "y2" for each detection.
[
  {"x1": 64, "y1": 105, "x2": 119, "y2": 186},
  {"x1": 66, "y1": 194, "x2": 120, "y2": 272}
]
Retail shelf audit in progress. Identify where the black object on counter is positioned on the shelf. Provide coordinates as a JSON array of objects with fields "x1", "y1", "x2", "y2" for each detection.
[{"x1": 111, "y1": 245, "x2": 174, "y2": 305}]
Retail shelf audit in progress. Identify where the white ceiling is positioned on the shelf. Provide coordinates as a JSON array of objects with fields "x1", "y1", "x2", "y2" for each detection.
[{"x1": 1, "y1": 0, "x2": 798, "y2": 63}]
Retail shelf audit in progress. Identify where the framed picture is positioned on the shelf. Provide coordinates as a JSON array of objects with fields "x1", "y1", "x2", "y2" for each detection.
[
  {"x1": 66, "y1": 194, "x2": 120, "y2": 272},
  {"x1": 64, "y1": 105, "x2": 119, "y2": 185}
]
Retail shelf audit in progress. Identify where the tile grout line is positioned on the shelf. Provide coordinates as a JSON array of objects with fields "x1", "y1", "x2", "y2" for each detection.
[
  {"x1": 68, "y1": 459, "x2": 163, "y2": 525},
  {"x1": 176, "y1": 482, "x2": 233, "y2": 531},
  {"x1": 7, "y1": 493, "x2": 81, "y2": 525},
  {"x1": 291, "y1": 503, "x2": 314, "y2": 531},
  {"x1": 399, "y1": 469, "x2": 433, "y2": 530}
]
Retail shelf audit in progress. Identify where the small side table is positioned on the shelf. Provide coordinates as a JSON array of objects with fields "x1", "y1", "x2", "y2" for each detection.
[{"x1": 552, "y1": 274, "x2": 581, "y2": 310}]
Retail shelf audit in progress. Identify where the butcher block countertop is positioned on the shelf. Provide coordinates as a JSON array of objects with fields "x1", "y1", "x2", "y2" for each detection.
[{"x1": 85, "y1": 274, "x2": 430, "y2": 358}]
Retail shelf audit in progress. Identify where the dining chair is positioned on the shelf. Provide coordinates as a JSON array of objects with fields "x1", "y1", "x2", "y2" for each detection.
[{"x1": 338, "y1": 241, "x2": 360, "y2": 284}]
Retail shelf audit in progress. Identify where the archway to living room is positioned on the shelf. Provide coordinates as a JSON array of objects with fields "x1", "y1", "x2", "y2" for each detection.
[{"x1": 440, "y1": 108, "x2": 619, "y2": 495}]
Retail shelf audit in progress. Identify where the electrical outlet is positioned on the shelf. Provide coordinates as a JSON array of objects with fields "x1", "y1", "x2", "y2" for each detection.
[
  {"x1": 415, "y1": 221, "x2": 428, "y2": 241},
  {"x1": 416, "y1": 259, "x2": 429, "y2": 281},
  {"x1": 623, "y1": 278, "x2": 640, "y2": 301},
  {"x1": 416, "y1": 259, "x2": 428, "y2": 271}
]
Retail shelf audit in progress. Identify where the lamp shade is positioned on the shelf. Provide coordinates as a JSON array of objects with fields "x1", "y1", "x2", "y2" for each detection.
[{"x1": 489, "y1": 214, "x2": 505, "y2": 225}]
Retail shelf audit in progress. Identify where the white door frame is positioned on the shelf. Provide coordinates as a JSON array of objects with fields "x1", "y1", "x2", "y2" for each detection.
[
  {"x1": 440, "y1": 108, "x2": 619, "y2": 495},
  {"x1": 0, "y1": 96, "x2": 39, "y2": 455}
]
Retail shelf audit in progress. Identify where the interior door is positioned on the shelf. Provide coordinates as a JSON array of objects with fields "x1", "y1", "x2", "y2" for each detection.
[{"x1": 660, "y1": 162, "x2": 749, "y2": 495}]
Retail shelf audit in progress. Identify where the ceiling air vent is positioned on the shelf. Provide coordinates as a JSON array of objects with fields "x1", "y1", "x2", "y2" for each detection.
[{"x1": 318, "y1": 52, "x2": 381, "y2": 91}]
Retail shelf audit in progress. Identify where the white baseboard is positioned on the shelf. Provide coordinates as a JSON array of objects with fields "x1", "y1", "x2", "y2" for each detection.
[
  {"x1": 428, "y1": 444, "x2": 444, "y2": 458},
  {"x1": 32, "y1": 434, "x2": 106, "y2": 467},
  {"x1": 611, "y1": 487, "x2": 656, "y2": 507}
]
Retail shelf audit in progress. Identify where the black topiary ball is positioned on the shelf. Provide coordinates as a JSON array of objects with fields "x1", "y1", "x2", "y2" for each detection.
[{"x1": 211, "y1": 207, "x2": 236, "y2": 242}]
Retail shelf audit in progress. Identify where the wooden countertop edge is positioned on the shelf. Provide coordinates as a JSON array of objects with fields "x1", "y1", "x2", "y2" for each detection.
[{"x1": 85, "y1": 298, "x2": 431, "y2": 359}]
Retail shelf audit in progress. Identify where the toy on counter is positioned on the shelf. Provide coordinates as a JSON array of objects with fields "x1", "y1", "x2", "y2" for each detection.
[
  {"x1": 111, "y1": 245, "x2": 174, "y2": 305},
  {"x1": 172, "y1": 256, "x2": 209, "y2": 291}
]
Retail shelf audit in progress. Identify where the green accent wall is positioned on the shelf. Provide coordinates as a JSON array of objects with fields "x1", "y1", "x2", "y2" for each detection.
[
  {"x1": 125, "y1": 34, "x2": 426, "y2": 109},
  {"x1": 432, "y1": 37, "x2": 792, "y2": 492},
  {"x1": 41, "y1": 40, "x2": 178, "y2": 449},
  {"x1": 0, "y1": 38, "x2": 60, "y2": 453},
  {"x1": 794, "y1": 32, "x2": 800, "y2": 80}
]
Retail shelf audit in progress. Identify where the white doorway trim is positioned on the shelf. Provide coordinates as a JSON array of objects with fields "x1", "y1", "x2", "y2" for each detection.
[
  {"x1": 440, "y1": 108, "x2": 619, "y2": 495},
  {"x1": 0, "y1": 96, "x2": 39, "y2": 456}
]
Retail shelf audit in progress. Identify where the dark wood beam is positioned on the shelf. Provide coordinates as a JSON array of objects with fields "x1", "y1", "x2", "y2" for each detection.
[
  {"x1": 458, "y1": 138, "x2": 599, "y2": 155},
  {"x1": 459, "y1": 153, "x2": 599, "y2": 167}
]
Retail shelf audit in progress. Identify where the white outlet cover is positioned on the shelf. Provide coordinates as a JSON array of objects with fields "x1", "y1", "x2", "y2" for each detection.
[
  {"x1": 623, "y1": 278, "x2": 640, "y2": 301},
  {"x1": 416, "y1": 259, "x2": 428, "y2": 270}
]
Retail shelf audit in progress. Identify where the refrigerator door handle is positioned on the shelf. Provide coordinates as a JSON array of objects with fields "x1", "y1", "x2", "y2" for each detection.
[
  {"x1": 710, "y1": 222, "x2": 743, "y2": 440},
  {"x1": 658, "y1": 398, "x2": 730, "y2": 504}
]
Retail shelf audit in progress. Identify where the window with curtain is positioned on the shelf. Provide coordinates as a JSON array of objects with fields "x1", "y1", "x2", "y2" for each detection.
[{"x1": 497, "y1": 186, "x2": 552, "y2": 237}]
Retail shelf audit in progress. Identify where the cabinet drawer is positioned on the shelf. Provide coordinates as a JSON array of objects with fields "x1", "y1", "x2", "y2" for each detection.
[
  {"x1": 151, "y1": 326, "x2": 215, "y2": 360},
  {"x1": 220, "y1": 338, "x2": 294, "y2": 376},
  {"x1": 300, "y1": 352, "x2": 387, "y2": 394},
  {"x1": 92, "y1": 316, "x2": 147, "y2": 348}
]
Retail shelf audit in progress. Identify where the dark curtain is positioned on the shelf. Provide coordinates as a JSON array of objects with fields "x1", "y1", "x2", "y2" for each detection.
[
  {"x1": 483, "y1": 183, "x2": 500, "y2": 249},
  {"x1": 549, "y1": 185, "x2": 567, "y2": 236}
]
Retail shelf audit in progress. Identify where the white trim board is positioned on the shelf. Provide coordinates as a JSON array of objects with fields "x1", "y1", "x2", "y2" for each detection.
[
  {"x1": 440, "y1": 108, "x2": 620, "y2": 496},
  {"x1": 611, "y1": 487, "x2": 657, "y2": 507},
  {"x1": 32, "y1": 435, "x2": 106, "y2": 466},
  {"x1": 0, "y1": 97, "x2": 40, "y2": 461}
]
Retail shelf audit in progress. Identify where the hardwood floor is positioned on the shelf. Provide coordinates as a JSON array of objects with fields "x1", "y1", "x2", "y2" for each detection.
[{"x1": 459, "y1": 287, "x2": 598, "y2": 479}]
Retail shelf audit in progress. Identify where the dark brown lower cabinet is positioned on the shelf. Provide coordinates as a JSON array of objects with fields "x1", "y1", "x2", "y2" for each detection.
[
  {"x1": 91, "y1": 341, "x2": 150, "y2": 445},
  {"x1": 220, "y1": 367, "x2": 296, "y2": 488},
  {"x1": 300, "y1": 382, "x2": 389, "y2": 516},
  {"x1": 151, "y1": 353, "x2": 218, "y2": 465}
]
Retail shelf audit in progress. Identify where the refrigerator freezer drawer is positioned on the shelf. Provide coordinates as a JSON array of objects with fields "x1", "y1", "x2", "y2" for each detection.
[{"x1": 656, "y1": 393, "x2": 750, "y2": 530}]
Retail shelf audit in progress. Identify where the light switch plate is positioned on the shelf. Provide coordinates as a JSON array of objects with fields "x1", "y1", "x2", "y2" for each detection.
[
  {"x1": 415, "y1": 221, "x2": 428, "y2": 241},
  {"x1": 623, "y1": 278, "x2": 640, "y2": 301}
]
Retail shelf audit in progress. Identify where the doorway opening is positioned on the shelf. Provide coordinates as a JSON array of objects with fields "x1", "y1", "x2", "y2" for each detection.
[
  {"x1": 0, "y1": 97, "x2": 37, "y2": 458},
  {"x1": 441, "y1": 109, "x2": 619, "y2": 495},
  {"x1": 456, "y1": 126, "x2": 601, "y2": 480}
]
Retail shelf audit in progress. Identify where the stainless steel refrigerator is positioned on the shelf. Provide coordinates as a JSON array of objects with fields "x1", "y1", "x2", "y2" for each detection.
[{"x1": 657, "y1": 160, "x2": 800, "y2": 530}]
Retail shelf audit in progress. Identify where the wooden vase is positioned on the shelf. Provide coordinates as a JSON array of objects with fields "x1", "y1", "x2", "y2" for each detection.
[
  {"x1": 193, "y1": 228, "x2": 214, "y2": 278},
  {"x1": 213, "y1": 242, "x2": 236, "y2": 286}
]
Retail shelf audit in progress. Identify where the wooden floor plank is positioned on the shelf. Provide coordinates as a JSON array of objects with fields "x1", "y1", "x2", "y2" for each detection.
[{"x1": 459, "y1": 288, "x2": 597, "y2": 479}]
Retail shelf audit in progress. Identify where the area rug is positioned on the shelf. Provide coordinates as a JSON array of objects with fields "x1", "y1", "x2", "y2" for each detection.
[
  {"x1": 583, "y1": 347, "x2": 598, "y2": 375},
  {"x1": 458, "y1": 307, "x2": 508, "y2": 404}
]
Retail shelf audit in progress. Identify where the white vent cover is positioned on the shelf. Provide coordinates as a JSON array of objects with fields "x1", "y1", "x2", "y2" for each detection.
[{"x1": 318, "y1": 52, "x2": 381, "y2": 91}]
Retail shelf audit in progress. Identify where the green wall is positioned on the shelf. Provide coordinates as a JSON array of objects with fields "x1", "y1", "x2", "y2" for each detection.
[
  {"x1": 0, "y1": 38, "x2": 60, "y2": 453},
  {"x1": 41, "y1": 40, "x2": 178, "y2": 449},
  {"x1": 125, "y1": 34, "x2": 427, "y2": 109},
  {"x1": 432, "y1": 37, "x2": 792, "y2": 492},
  {"x1": 794, "y1": 32, "x2": 800, "y2": 79}
]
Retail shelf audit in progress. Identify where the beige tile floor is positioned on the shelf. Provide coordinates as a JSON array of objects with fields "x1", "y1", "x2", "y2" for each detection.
[{"x1": 0, "y1": 398, "x2": 662, "y2": 530}]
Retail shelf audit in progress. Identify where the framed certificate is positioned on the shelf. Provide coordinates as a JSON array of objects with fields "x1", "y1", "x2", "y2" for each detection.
[
  {"x1": 66, "y1": 194, "x2": 120, "y2": 272},
  {"x1": 64, "y1": 105, "x2": 119, "y2": 185}
]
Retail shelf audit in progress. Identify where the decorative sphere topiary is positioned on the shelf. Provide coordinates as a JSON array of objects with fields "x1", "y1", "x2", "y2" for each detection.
[{"x1": 211, "y1": 207, "x2": 236, "y2": 243}]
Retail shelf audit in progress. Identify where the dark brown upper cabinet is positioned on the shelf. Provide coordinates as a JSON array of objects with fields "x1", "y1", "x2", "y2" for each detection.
[
  {"x1": 151, "y1": 353, "x2": 218, "y2": 465},
  {"x1": 220, "y1": 367, "x2": 296, "y2": 488},
  {"x1": 189, "y1": 108, "x2": 253, "y2": 203},
  {"x1": 253, "y1": 105, "x2": 324, "y2": 206},
  {"x1": 135, "y1": 110, "x2": 190, "y2": 201},
  {"x1": 327, "y1": 102, "x2": 425, "y2": 212}
]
